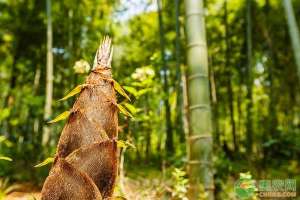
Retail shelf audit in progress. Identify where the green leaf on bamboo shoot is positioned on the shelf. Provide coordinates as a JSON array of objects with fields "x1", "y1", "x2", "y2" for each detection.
[
  {"x1": 0, "y1": 156, "x2": 12, "y2": 161},
  {"x1": 117, "y1": 104, "x2": 133, "y2": 118},
  {"x1": 58, "y1": 84, "x2": 86, "y2": 101},
  {"x1": 117, "y1": 140, "x2": 136, "y2": 149},
  {"x1": 48, "y1": 111, "x2": 71, "y2": 123},
  {"x1": 113, "y1": 81, "x2": 131, "y2": 101},
  {"x1": 123, "y1": 103, "x2": 137, "y2": 114},
  {"x1": 34, "y1": 157, "x2": 54, "y2": 168},
  {"x1": 125, "y1": 141, "x2": 136, "y2": 149},
  {"x1": 116, "y1": 140, "x2": 127, "y2": 148}
]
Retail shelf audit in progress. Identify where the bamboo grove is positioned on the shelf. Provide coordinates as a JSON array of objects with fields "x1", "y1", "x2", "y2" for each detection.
[{"x1": 0, "y1": 0, "x2": 299, "y2": 199}]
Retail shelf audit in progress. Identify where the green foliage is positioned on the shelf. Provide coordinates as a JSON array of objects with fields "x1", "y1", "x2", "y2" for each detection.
[
  {"x1": 117, "y1": 140, "x2": 136, "y2": 150},
  {"x1": 170, "y1": 168, "x2": 188, "y2": 200},
  {"x1": 0, "y1": 136, "x2": 13, "y2": 148},
  {"x1": 0, "y1": 109, "x2": 10, "y2": 122},
  {"x1": 0, "y1": 136, "x2": 13, "y2": 162},
  {"x1": 0, "y1": 178, "x2": 20, "y2": 200}
]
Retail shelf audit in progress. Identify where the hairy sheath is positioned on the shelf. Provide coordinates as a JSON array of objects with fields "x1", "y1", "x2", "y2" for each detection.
[{"x1": 41, "y1": 37, "x2": 118, "y2": 200}]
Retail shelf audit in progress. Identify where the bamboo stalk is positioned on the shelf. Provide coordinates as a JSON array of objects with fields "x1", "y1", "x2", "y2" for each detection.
[
  {"x1": 184, "y1": 0, "x2": 214, "y2": 199},
  {"x1": 42, "y1": 0, "x2": 53, "y2": 146},
  {"x1": 282, "y1": 0, "x2": 300, "y2": 78}
]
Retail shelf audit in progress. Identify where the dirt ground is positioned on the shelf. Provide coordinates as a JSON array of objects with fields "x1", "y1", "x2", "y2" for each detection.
[
  {"x1": 5, "y1": 176, "x2": 168, "y2": 200},
  {"x1": 6, "y1": 192, "x2": 40, "y2": 200}
]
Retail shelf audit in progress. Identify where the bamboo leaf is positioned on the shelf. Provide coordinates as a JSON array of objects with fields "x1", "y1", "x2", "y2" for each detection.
[
  {"x1": 58, "y1": 84, "x2": 85, "y2": 101},
  {"x1": 125, "y1": 141, "x2": 136, "y2": 149},
  {"x1": 117, "y1": 140, "x2": 136, "y2": 149},
  {"x1": 123, "y1": 86, "x2": 138, "y2": 96},
  {"x1": 0, "y1": 156, "x2": 12, "y2": 161},
  {"x1": 116, "y1": 140, "x2": 127, "y2": 148},
  {"x1": 48, "y1": 111, "x2": 71, "y2": 123},
  {"x1": 113, "y1": 81, "x2": 131, "y2": 101},
  {"x1": 117, "y1": 104, "x2": 133, "y2": 118},
  {"x1": 34, "y1": 157, "x2": 54, "y2": 168},
  {"x1": 123, "y1": 103, "x2": 137, "y2": 114},
  {"x1": 137, "y1": 88, "x2": 151, "y2": 96}
]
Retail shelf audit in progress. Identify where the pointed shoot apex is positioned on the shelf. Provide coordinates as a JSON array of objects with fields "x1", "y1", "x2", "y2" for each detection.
[{"x1": 93, "y1": 36, "x2": 113, "y2": 70}]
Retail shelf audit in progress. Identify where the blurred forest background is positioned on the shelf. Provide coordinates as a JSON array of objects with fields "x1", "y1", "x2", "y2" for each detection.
[{"x1": 0, "y1": 0, "x2": 299, "y2": 199}]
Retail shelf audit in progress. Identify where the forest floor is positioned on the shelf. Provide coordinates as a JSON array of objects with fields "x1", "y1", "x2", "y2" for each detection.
[
  {"x1": 6, "y1": 170, "x2": 167, "y2": 200},
  {"x1": 5, "y1": 161, "x2": 300, "y2": 200}
]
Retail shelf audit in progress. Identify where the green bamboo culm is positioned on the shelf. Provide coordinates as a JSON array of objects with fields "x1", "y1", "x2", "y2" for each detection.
[
  {"x1": 246, "y1": 0, "x2": 253, "y2": 155},
  {"x1": 282, "y1": 0, "x2": 300, "y2": 78},
  {"x1": 184, "y1": 0, "x2": 214, "y2": 199}
]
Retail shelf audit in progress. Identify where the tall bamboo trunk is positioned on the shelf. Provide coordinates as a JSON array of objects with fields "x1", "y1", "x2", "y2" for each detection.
[
  {"x1": 181, "y1": 64, "x2": 190, "y2": 160},
  {"x1": 41, "y1": 37, "x2": 118, "y2": 200},
  {"x1": 261, "y1": 0, "x2": 278, "y2": 167},
  {"x1": 246, "y1": 0, "x2": 253, "y2": 154},
  {"x1": 175, "y1": 0, "x2": 185, "y2": 142},
  {"x1": 42, "y1": 0, "x2": 53, "y2": 146},
  {"x1": 209, "y1": 56, "x2": 219, "y2": 146},
  {"x1": 224, "y1": 0, "x2": 238, "y2": 152},
  {"x1": 145, "y1": 97, "x2": 151, "y2": 161},
  {"x1": 156, "y1": 0, "x2": 174, "y2": 154},
  {"x1": 282, "y1": 0, "x2": 300, "y2": 78},
  {"x1": 184, "y1": 0, "x2": 214, "y2": 199}
]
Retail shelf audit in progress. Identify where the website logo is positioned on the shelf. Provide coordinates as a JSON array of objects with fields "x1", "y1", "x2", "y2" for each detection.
[
  {"x1": 234, "y1": 172, "x2": 297, "y2": 199},
  {"x1": 234, "y1": 172, "x2": 257, "y2": 199}
]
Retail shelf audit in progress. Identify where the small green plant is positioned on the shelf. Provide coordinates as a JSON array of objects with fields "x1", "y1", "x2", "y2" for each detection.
[
  {"x1": 170, "y1": 168, "x2": 188, "y2": 200},
  {"x1": 0, "y1": 178, "x2": 20, "y2": 200}
]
